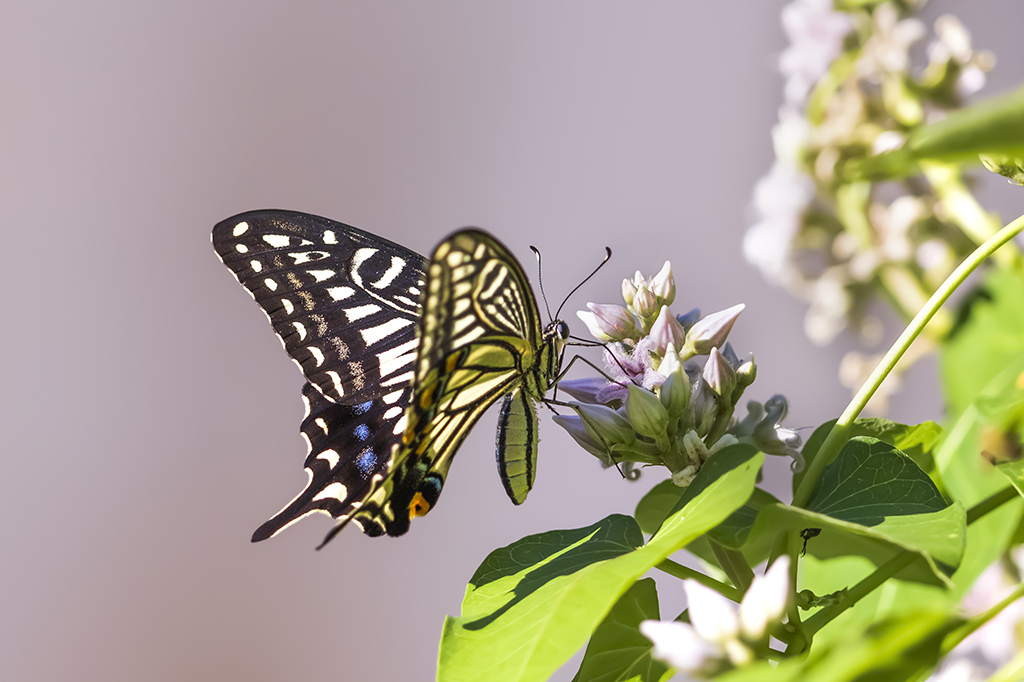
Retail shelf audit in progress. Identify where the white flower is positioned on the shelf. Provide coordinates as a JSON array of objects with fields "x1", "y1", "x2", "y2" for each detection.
[
  {"x1": 640, "y1": 619, "x2": 718, "y2": 674},
  {"x1": 779, "y1": 0, "x2": 853, "y2": 105},
  {"x1": 642, "y1": 558, "x2": 791, "y2": 675},
  {"x1": 745, "y1": 162, "x2": 814, "y2": 283},
  {"x1": 857, "y1": 3, "x2": 926, "y2": 79}
]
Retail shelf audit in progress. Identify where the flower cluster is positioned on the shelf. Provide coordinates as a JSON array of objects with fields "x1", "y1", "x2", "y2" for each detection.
[
  {"x1": 746, "y1": 0, "x2": 997, "y2": 349},
  {"x1": 555, "y1": 263, "x2": 802, "y2": 487},
  {"x1": 640, "y1": 557, "x2": 791, "y2": 677}
]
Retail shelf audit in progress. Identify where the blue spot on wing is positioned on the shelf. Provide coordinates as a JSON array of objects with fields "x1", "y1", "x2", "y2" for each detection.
[
  {"x1": 354, "y1": 423, "x2": 371, "y2": 442},
  {"x1": 353, "y1": 401, "x2": 374, "y2": 415},
  {"x1": 355, "y1": 447, "x2": 377, "y2": 476}
]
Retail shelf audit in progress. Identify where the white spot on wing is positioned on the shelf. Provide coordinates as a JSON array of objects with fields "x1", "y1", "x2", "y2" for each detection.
[
  {"x1": 264, "y1": 278, "x2": 278, "y2": 291},
  {"x1": 328, "y1": 286, "x2": 355, "y2": 301},
  {"x1": 263, "y1": 234, "x2": 291, "y2": 248},
  {"x1": 382, "y1": 371, "x2": 413, "y2": 387},
  {"x1": 323, "y1": 230, "x2": 337, "y2": 245},
  {"x1": 326, "y1": 371, "x2": 345, "y2": 397},
  {"x1": 372, "y1": 257, "x2": 406, "y2": 289},
  {"x1": 233, "y1": 222, "x2": 249, "y2": 236},
  {"x1": 313, "y1": 481, "x2": 349, "y2": 502},
  {"x1": 345, "y1": 304, "x2": 382, "y2": 322},
  {"x1": 360, "y1": 317, "x2": 413, "y2": 346},
  {"x1": 376, "y1": 338, "x2": 418, "y2": 378},
  {"x1": 308, "y1": 269, "x2": 335, "y2": 282},
  {"x1": 307, "y1": 346, "x2": 325, "y2": 367},
  {"x1": 292, "y1": 321, "x2": 307, "y2": 341},
  {"x1": 316, "y1": 449, "x2": 340, "y2": 468},
  {"x1": 383, "y1": 389, "x2": 404, "y2": 405},
  {"x1": 383, "y1": 406, "x2": 403, "y2": 420},
  {"x1": 314, "y1": 417, "x2": 329, "y2": 435},
  {"x1": 393, "y1": 412, "x2": 409, "y2": 435},
  {"x1": 282, "y1": 298, "x2": 294, "y2": 315},
  {"x1": 235, "y1": 244, "x2": 249, "y2": 254},
  {"x1": 250, "y1": 259, "x2": 263, "y2": 273}
]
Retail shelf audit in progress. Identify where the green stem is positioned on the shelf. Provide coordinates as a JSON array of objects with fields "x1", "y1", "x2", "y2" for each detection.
[
  {"x1": 791, "y1": 213, "x2": 1024, "y2": 510},
  {"x1": 654, "y1": 559, "x2": 743, "y2": 602},
  {"x1": 710, "y1": 540, "x2": 754, "y2": 593},
  {"x1": 798, "y1": 552, "x2": 917, "y2": 640},
  {"x1": 967, "y1": 486, "x2": 1020, "y2": 524},
  {"x1": 941, "y1": 581, "x2": 1024, "y2": 655}
]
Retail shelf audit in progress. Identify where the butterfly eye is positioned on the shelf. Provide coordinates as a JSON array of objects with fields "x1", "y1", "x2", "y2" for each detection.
[{"x1": 556, "y1": 321, "x2": 570, "y2": 340}]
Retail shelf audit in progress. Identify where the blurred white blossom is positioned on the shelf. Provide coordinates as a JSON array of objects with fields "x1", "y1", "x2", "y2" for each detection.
[
  {"x1": 779, "y1": 0, "x2": 852, "y2": 105},
  {"x1": 641, "y1": 558, "x2": 791, "y2": 677}
]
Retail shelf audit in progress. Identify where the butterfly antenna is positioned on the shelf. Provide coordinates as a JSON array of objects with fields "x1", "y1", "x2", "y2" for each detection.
[
  {"x1": 529, "y1": 245, "x2": 555, "y2": 322},
  {"x1": 554, "y1": 247, "x2": 612, "y2": 321}
]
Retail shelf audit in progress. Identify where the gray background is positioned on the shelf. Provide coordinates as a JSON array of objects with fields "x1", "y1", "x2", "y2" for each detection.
[{"x1": 3, "y1": 2, "x2": 1022, "y2": 681}]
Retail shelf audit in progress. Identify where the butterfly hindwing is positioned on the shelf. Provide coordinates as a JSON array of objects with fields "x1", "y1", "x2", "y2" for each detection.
[
  {"x1": 250, "y1": 382, "x2": 411, "y2": 542},
  {"x1": 212, "y1": 210, "x2": 426, "y2": 404}
]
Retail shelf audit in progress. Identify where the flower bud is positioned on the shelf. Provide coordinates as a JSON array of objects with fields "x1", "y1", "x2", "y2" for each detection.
[
  {"x1": 632, "y1": 287, "x2": 659, "y2": 321},
  {"x1": 659, "y1": 366, "x2": 691, "y2": 418},
  {"x1": 552, "y1": 414, "x2": 613, "y2": 464},
  {"x1": 703, "y1": 347, "x2": 736, "y2": 398},
  {"x1": 650, "y1": 261, "x2": 675, "y2": 306},
  {"x1": 649, "y1": 306, "x2": 686, "y2": 355},
  {"x1": 625, "y1": 384, "x2": 670, "y2": 440},
  {"x1": 557, "y1": 377, "x2": 610, "y2": 404},
  {"x1": 676, "y1": 308, "x2": 701, "y2": 331},
  {"x1": 736, "y1": 357, "x2": 757, "y2": 388},
  {"x1": 573, "y1": 402, "x2": 636, "y2": 448},
  {"x1": 621, "y1": 277, "x2": 638, "y2": 306},
  {"x1": 685, "y1": 304, "x2": 745, "y2": 356},
  {"x1": 578, "y1": 303, "x2": 637, "y2": 342}
]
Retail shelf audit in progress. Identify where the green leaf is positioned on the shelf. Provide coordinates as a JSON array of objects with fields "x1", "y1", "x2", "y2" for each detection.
[
  {"x1": 794, "y1": 419, "x2": 943, "y2": 497},
  {"x1": 437, "y1": 445, "x2": 763, "y2": 682},
  {"x1": 751, "y1": 502, "x2": 963, "y2": 586},
  {"x1": 634, "y1": 479, "x2": 683, "y2": 535},
  {"x1": 846, "y1": 84, "x2": 1024, "y2": 179},
  {"x1": 707, "y1": 487, "x2": 782, "y2": 549},
  {"x1": 807, "y1": 437, "x2": 949, "y2": 524},
  {"x1": 753, "y1": 437, "x2": 966, "y2": 586},
  {"x1": 570, "y1": 578, "x2": 667, "y2": 682}
]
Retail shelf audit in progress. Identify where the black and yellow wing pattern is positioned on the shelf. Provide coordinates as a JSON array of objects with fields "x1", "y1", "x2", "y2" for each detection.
[{"x1": 212, "y1": 211, "x2": 568, "y2": 546}]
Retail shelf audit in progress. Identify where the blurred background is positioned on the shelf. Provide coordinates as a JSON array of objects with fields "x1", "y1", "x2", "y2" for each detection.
[{"x1": 3, "y1": 2, "x2": 1022, "y2": 680}]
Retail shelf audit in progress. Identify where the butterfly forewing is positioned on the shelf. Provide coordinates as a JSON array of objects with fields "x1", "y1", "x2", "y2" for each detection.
[
  {"x1": 398, "y1": 231, "x2": 549, "y2": 504},
  {"x1": 212, "y1": 210, "x2": 426, "y2": 404}
]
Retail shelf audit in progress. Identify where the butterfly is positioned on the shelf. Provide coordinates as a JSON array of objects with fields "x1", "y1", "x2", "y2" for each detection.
[{"x1": 212, "y1": 210, "x2": 571, "y2": 546}]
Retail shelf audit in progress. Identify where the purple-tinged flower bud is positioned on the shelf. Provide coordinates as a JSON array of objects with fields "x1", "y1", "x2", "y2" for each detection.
[
  {"x1": 578, "y1": 303, "x2": 637, "y2": 342},
  {"x1": 650, "y1": 261, "x2": 675, "y2": 306},
  {"x1": 649, "y1": 306, "x2": 687, "y2": 355},
  {"x1": 558, "y1": 377, "x2": 613, "y2": 405},
  {"x1": 659, "y1": 367, "x2": 691, "y2": 419},
  {"x1": 573, "y1": 402, "x2": 637, "y2": 448},
  {"x1": 721, "y1": 342, "x2": 741, "y2": 369},
  {"x1": 676, "y1": 308, "x2": 701, "y2": 331},
  {"x1": 626, "y1": 384, "x2": 670, "y2": 440},
  {"x1": 632, "y1": 288, "x2": 659, "y2": 321},
  {"x1": 685, "y1": 304, "x2": 745, "y2": 356},
  {"x1": 621, "y1": 277, "x2": 638, "y2": 306},
  {"x1": 552, "y1": 414, "x2": 614, "y2": 464},
  {"x1": 703, "y1": 347, "x2": 737, "y2": 398}
]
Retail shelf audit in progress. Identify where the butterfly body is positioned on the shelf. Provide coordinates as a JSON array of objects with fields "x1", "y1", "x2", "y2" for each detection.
[{"x1": 212, "y1": 211, "x2": 566, "y2": 545}]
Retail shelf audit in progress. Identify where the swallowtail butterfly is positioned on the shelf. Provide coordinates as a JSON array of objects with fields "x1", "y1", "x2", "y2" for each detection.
[{"x1": 212, "y1": 210, "x2": 569, "y2": 546}]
